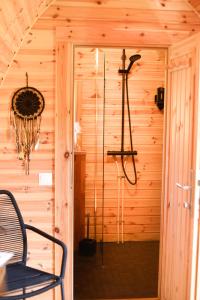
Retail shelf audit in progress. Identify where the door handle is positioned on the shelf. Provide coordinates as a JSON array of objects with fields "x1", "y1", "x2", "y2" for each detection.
[
  {"x1": 176, "y1": 183, "x2": 192, "y2": 191},
  {"x1": 177, "y1": 170, "x2": 194, "y2": 210},
  {"x1": 183, "y1": 201, "x2": 191, "y2": 209},
  {"x1": 176, "y1": 183, "x2": 192, "y2": 209}
]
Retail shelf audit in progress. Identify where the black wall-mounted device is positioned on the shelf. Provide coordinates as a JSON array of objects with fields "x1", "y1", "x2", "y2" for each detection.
[{"x1": 155, "y1": 87, "x2": 164, "y2": 110}]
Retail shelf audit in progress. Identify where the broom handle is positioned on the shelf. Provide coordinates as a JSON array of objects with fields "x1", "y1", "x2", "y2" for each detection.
[
  {"x1": 114, "y1": 159, "x2": 120, "y2": 244},
  {"x1": 86, "y1": 213, "x2": 90, "y2": 239}
]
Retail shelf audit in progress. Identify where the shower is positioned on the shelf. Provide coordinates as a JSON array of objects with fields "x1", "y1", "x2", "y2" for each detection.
[
  {"x1": 107, "y1": 49, "x2": 141, "y2": 185},
  {"x1": 73, "y1": 46, "x2": 165, "y2": 300},
  {"x1": 127, "y1": 54, "x2": 141, "y2": 73}
]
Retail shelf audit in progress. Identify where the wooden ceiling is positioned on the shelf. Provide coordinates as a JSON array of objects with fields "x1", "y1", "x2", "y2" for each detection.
[
  {"x1": 188, "y1": 0, "x2": 200, "y2": 14},
  {"x1": 0, "y1": 0, "x2": 200, "y2": 86},
  {"x1": 0, "y1": 0, "x2": 54, "y2": 85}
]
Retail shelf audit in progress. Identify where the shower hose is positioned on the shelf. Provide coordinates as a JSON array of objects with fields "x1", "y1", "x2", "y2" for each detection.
[{"x1": 121, "y1": 68, "x2": 137, "y2": 185}]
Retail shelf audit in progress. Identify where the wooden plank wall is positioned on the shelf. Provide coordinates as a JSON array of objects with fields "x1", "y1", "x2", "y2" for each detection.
[
  {"x1": 0, "y1": 0, "x2": 55, "y2": 85},
  {"x1": 160, "y1": 34, "x2": 200, "y2": 300},
  {"x1": 1, "y1": 0, "x2": 200, "y2": 87},
  {"x1": 0, "y1": 1, "x2": 199, "y2": 299},
  {"x1": 74, "y1": 47, "x2": 166, "y2": 242},
  {"x1": 163, "y1": 53, "x2": 194, "y2": 300},
  {"x1": 188, "y1": 0, "x2": 200, "y2": 14},
  {"x1": 0, "y1": 29, "x2": 55, "y2": 299}
]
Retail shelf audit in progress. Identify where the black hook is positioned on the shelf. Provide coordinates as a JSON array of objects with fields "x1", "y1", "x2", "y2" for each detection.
[
  {"x1": 155, "y1": 87, "x2": 164, "y2": 110},
  {"x1": 26, "y1": 72, "x2": 28, "y2": 87}
]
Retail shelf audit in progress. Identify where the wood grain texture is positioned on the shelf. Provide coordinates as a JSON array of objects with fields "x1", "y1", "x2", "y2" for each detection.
[
  {"x1": 160, "y1": 33, "x2": 200, "y2": 300},
  {"x1": 35, "y1": 0, "x2": 200, "y2": 47},
  {"x1": 74, "y1": 47, "x2": 166, "y2": 242},
  {"x1": 55, "y1": 39, "x2": 74, "y2": 300},
  {"x1": 0, "y1": 29, "x2": 55, "y2": 300},
  {"x1": 188, "y1": 0, "x2": 200, "y2": 14},
  {"x1": 0, "y1": 1, "x2": 200, "y2": 300},
  {"x1": 0, "y1": 0, "x2": 55, "y2": 86},
  {"x1": 0, "y1": 0, "x2": 199, "y2": 88},
  {"x1": 0, "y1": 0, "x2": 199, "y2": 89}
]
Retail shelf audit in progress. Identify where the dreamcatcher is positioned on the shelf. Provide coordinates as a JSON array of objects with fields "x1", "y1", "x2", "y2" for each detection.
[{"x1": 10, "y1": 73, "x2": 45, "y2": 175}]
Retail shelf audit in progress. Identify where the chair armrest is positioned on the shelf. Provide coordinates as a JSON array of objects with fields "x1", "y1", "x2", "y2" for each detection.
[{"x1": 25, "y1": 224, "x2": 67, "y2": 279}]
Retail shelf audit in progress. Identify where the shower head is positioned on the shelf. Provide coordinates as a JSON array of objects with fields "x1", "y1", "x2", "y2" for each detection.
[
  {"x1": 129, "y1": 54, "x2": 141, "y2": 63},
  {"x1": 127, "y1": 54, "x2": 141, "y2": 73}
]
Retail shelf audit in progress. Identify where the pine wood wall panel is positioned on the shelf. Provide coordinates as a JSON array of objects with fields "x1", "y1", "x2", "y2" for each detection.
[
  {"x1": 0, "y1": 1, "x2": 199, "y2": 299},
  {"x1": 74, "y1": 47, "x2": 166, "y2": 242},
  {"x1": 0, "y1": 28, "x2": 55, "y2": 300},
  {"x1": 35, "y1": 0, "x2": 200, "y2": 46},
  {"x1": 188, "y1": 0, "x2": 200, "y2": 14},
  {"x1": 55, "y1": 39, "x2": 74, "y2": 300},
  {"x1": 0, "y1": 0, "x2": 55, "y2": 86}
]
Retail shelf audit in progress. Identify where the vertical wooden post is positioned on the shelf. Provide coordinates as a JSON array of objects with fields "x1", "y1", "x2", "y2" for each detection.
[
  {"x1": 55, "y1": 39, "x2": 74, "y2": 300},
  {"x1": 190, "y1": 41, "x2": 200, "y2": 300},
  {"x1": 158, "y1": 50, "x2": 169, "y2": 298}
]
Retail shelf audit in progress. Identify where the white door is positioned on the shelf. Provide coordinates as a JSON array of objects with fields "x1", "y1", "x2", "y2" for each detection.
[{"x1": 160, "y1": 34, "x2": 200, "y2": 300}]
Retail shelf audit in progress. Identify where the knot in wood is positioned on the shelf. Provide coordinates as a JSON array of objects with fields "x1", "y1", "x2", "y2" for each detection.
[
  {"x1": 54, "y1": 227, "x2": 60, "y2": 234},
  {"x1": 64, "y1": 151, "x2": 70, "y2": 159}
]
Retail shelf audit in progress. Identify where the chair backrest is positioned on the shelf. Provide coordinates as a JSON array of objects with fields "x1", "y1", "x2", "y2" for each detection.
[{"x1": 0, "y1": 190, "x2": 27, "y2": 264}]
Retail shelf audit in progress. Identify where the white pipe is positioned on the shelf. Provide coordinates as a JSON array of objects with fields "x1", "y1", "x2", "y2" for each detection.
[
  {"x1": 121, "y1": 160, "x2": 127, "y2": 243},
  {"x1": 94, "y1": 48, "x2": 99, "y2": 240},
  {"x1": 115, "y1": 159, "x2": 121, "y2": 243},
  {"x1": 121, "y1": 174, "x2": 125, "y2": 244}
]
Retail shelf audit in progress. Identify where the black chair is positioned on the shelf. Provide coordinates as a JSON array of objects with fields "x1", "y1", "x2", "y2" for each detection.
[{"x1": 0, "y1": 190, "x2": 67, "y2": 300}]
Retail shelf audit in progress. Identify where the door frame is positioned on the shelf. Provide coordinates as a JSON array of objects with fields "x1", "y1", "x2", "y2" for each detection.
[
  {"x1": 54, "y1": 26, "x2": 200, "y2": 300},
  {"x1": 55, "y1": 25, "x2": 167, "y2": 300}
]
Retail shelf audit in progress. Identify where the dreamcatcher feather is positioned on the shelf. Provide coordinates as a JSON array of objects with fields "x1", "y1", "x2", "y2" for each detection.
[{"x1": 10, "y1": 73, "x2": 45, "y2": 175}]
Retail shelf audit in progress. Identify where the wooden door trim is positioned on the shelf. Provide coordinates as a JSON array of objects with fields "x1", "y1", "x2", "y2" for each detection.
[
  {"x1": 158, "y1": 47, "x2": 170, "y2": 298},
  {"x1": 55, "y1": 39, "x2": 74, "y2": 300},
  {"x1": 55, "y1": 26, "x2": 167, "y2": 300},
  {"x1": 192, "y1": 39, "x2": 200, "y2": 300}
]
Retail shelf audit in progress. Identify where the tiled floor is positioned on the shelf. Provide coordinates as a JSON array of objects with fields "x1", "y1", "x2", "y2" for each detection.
[{"x1": 74, "y1": 241, "x2": 159, "y2": 299}]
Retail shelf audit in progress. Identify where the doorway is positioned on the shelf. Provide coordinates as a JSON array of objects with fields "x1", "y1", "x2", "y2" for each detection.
[{"x1": 73, "y1": 46, "x2": 167, "y2": 299}]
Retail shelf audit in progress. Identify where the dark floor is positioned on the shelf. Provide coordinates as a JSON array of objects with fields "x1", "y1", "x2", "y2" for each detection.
[{"x1": 74, "y1": 241, "x2": 159, "y2": 299}]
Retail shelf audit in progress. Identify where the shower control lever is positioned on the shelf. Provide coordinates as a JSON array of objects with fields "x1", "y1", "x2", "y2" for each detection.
[
  {"x1": 176, "y1": 183, "x2": 192, "y2": 191},
  {"x1": 107, "y1": 150, "x2": 137, "y2": 156}
]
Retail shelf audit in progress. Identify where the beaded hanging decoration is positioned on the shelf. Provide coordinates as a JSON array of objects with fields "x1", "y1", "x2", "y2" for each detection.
[{"x1": 11, "y1": 73, "x2": 45, "y2": 175}]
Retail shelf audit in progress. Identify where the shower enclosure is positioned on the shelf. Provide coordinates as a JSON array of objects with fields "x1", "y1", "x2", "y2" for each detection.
[{"x1": 73, "y1": 46, "x2": 166, "y2": 299}]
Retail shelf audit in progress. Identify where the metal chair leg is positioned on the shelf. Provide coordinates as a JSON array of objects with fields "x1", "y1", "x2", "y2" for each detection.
[
  {"x1": 23, "y1": 287, "x2": 26, "y2": 300},
  {"x1": 61, "y1": 281, "x2": 65, "y2": 300}
]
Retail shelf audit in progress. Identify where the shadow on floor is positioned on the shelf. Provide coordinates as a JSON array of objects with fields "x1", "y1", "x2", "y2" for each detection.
[{"x1": 74, "y1": 241, "x2": 159, "y2": 299}]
